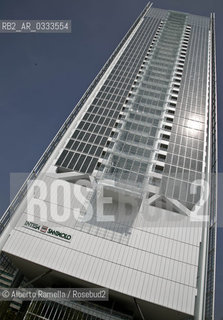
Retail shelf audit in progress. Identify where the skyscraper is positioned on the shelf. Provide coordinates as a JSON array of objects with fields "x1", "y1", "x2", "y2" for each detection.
[{"x1": 0, "y1": 2, "x2": 217, "y2": 320}]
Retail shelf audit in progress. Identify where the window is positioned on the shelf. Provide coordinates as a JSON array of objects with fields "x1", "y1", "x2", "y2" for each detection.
[
  {"x1": 55, "y1": 150, "x2": 68, "y2": 166},
  {"x1": 154, "y1": 165, "x2": 164, "y2": 173},
  {"x1": 161, "y1": 134, "x2": 170, "y2": 140},
  {"x1": 157, "y1": 154, "x2": 166, "y2": 161},
  {"x1": 160, "y1": 143, "x2": 168, "y2": 150}
]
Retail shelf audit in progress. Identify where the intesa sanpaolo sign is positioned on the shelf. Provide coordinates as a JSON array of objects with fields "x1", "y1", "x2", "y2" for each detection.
[{"x1": 23, "y1": 220, "x2": 72, "y2": 242}]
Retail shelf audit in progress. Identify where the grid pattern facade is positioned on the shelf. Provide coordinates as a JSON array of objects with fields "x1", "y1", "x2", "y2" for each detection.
[
  {"x1": 102, "y1": 12, "x2": 188, "y2": 189},
  {"x1": 160, "y1": 15, "x2": 210, "y2": 208},
  {"x1": 55, "y1": 14, "x2": 162, "y2": 173},
  {"x1": 54, "y1": 9, "x2": 216, "y2": 315},
  {"x1": 55, "y1": 8, "x2": 211, "y2": 208}
]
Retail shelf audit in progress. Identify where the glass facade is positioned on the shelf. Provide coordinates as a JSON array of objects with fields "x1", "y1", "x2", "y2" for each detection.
[
  {"x1": 55, "y1": 13, "x2": 162, "y2": 173},
  {"x1": 53, "y1": 8, "x2": 217, "y2": 317},
  {"x1": 55, "y1": 8, "x2": 217, "y2": 318},
  {"x1": 55, "y1": 10, "x2": 210, "y2": 209},
  {"x1": 102, "y1": 12, "x2": 188, "y2": 190}
]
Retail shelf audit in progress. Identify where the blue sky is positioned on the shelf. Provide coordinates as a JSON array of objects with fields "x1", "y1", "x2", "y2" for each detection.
[{"x1": 0, "y1": 0, "x2": 222, "y2": 318}]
